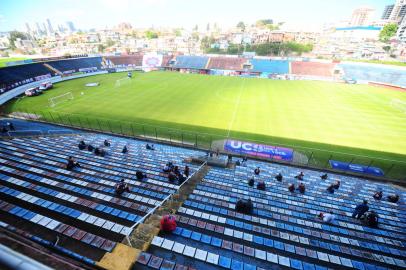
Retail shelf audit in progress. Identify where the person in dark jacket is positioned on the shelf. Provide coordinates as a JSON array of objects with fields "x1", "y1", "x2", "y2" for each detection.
[
  {"x1": 183, "y1": 166, "x2": 190, "y2": 178},
  {"x1": 248, "y1": 178, "x2": 255, "y2": 187},
  {"x1": 295, "y1": 172, "x2": 304, "y2": 180},
  {"x1": 387, "y1": 194, "x2": 400, "y2": 203},
  {"x1": 320, "y1": 173, "x2": 328, "y2": 180},
  {"x1": 115, "y1": 179, "x2": 130, "y2": 195},
  {"x1": 288, "y1": 183, "x2": 295, "y2": 192},
  {"x1": 365, "y1": 211, "x2": 379, "y2": 227},
  {"x1": 104, "y1": 140, "x2": 110, "y2": 147},
  {"x1": 66, "y1": 156, "x2": 80, "y2": 170},
  {"x1": 235, "y1": 198, "x2": 253, "y2": 214},
  {"x1": 298, "y1": 182, "x2": 305, "y2": 194},
  {"x1": 257, "y1": 181, "x2": 266, "y2": 191},
  {"x1": 254, "y1": 167, "x2": 261, "y2": 175},
  {"x1": 168, "y1": 171, "x2": 178, "y2": 183},
  {"x1": 373, "y1": 191, "x2": 383, "y2": 200},
  {"x1": 78, "y1": 140, "x2": 86, "y2": 150},
  {"x1": 327, "y1": 184, "x2": 335, "y2": 194},
  {"x1": 333, "y1": 180, "x2": 340, "y2": 189},
  {"x1": 136, "y1": 170, "x2": 147, "y2": 181},
  {"x1": 87, "y1": 144, "x2": 94, "y2": 152},
  {"x1": 275, "y1": 173, "x2": 283, "y2": 182},
  {"x1": 122, "y1": 145, "x2": 128, "y2": 154},
  {"x1": 352, "y1": 200, "x2": 369, "y2": 219}
]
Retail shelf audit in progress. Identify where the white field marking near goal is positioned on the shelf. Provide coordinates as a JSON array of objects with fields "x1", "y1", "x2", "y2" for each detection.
[
  {"x1": 49, "y1": 92, "x2": 73, "y2": 107},
  {"x1": 390, "y1": 99, "x2": 406, "y2": 114},
  {"x1": 115, "y1": 77, "x2": 131, "y2": 88}
]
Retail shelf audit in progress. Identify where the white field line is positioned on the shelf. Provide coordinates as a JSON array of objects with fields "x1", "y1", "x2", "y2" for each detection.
[{"x1": 226, "y1": 78, "x2": 245, "y2": 138}]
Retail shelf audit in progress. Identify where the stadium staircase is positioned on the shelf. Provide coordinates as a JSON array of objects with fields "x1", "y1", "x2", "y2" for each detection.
[{"x1": 43, "y1": 63, "x2": 63, "y2": 76}]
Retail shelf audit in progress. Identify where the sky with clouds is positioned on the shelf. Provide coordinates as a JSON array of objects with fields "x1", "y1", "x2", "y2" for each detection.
[{"x1": 0, "y1": 0, "x2": 395, "y2": 32}]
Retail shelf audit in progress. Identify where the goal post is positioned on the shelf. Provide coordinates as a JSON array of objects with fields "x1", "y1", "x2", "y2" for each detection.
[{"x1": 49, "y1": 92, "x2": 73, "y2": 107}]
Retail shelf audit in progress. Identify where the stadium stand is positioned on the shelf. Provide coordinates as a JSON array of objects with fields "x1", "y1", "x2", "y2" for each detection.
[
  {"x1": 250, "y1": 59, "x2": 290, "y2": 74},
  {"x1": 161, "y1": 55, "x2": 174, "y2": 67},
  {"x1": 207, "y1": 57, "x2": 247, "y2": 71},
  {"x1": 291, "y1": 61, "x2": 336, "y2": 77},
  {"x1": 138, "y1": 159, "x2": 406, "y2": 269},
  {"x1": 173, "y1": 55, "x2": 209, "y2": 70},
  {"x1": 47, "y1": 57, "x2": 102, "y2": 73},
  {"x1": 339, "y1": 63, "x2": 406, "y2": 87},
  {"x1": 0, "y1": 132, "x2": 203, "y2": 266},
  {"x1": 105, "y1": 55, "x2": 144, "y2": 67},
  {"x1": 0, "y1": 63, "x2": 52, "y2": 90}
]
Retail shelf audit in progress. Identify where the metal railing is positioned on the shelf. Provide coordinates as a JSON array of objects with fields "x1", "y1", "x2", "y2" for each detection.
[{"x1": 6, "y1": 109, "x2": 406, "y2": 181}]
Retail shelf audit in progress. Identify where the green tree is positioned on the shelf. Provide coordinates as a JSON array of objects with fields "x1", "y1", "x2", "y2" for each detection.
[
  {"x1": 145, "y1": 30, "x2": 158, "y2": 39},
  {"x1": 256, "y1": 19, "x2": 273, "y2": 27},
  {"x1": 97, "y1": 44, "x2": 106, "y2": 52},
  {"x1": 379, "y1": 23, "x2": 398, "y2": 42},
  {"x1": 105, "y1": 38, "x2": 115, "y2": 47},
  {"x1": 237, "y1": 21, "x2": 246, "y2": 32},
  {"x1": 8, "y1": 31, "x2": 27, "y2": 49},
  {"x1": 174, "y1": 29, "x2": 182, "y2": 37},
  {"x1": 383, "y1": 45, "x2": 391, "y2": 53}
]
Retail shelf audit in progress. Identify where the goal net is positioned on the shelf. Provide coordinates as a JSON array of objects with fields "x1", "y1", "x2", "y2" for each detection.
[
  {"x1": 115, "y1": 77, "x2": 130, "y2": 88},
  {"x1": 49, "y1": 92, "x2": 73, "y2": 107},
  {"x1": 390, "y1": 99, "x2": 406, "y2": 113}
]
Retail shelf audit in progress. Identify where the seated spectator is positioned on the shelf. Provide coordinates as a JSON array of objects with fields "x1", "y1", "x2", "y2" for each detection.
[
  {"x1": 288, "y1": 183, "x2": 295, "y2": 192},
  {"x1": 235, "y1": 198, "x2": 253, "y2": 214},
  {"x1": 168, "y1": 171, "x2": 178, "y2": 183},
  {"x1": 1, "y1": 126, "x2": 7, "y2": 133},
  {"x1": 94, "y1": 148, "x2": 102, "y2": 156},
  {"x1": 275, "y1": 173, "x2": 283, "y2": 182},
  {"x1": 146, "y1": 144, "x2": 152, "y2": 150},
  {"x1": 227, "y1": 154, "x2": 232, "y2": 162},
  {"x1": 248, "y1": 178, "x2": 255, "y2": 187},
  {"x1": 66, "y1": 156, "x2": 80, "y2": 171},
  {"x1": 320, "y1": 173, "x2": 328, "y2": 180},
  {"x1": 327, "y1": 184, "x2": 335, "y2": 194},
  {"x1": 235, "y1": 160, "x2": 241, "y2": 166},
  {"x1": 183, "y1": 166, "x2": 190, "y2": 177},
  {"x1": 87, "y1": 144, "x2": 94, "y2": 152},
  {"x1": 365, "y1": 211, "x2": 379, "y2": 227},
  {"x1": 333, "y1": 180, "x2": 340, "y2": 189},
  {"x1": 104, "y1": 140, "x2": 110, "y2": 147},
  {"x1": 242, "y1": 157, "x2": 248, "y2": 163},
  {"x1": 78, "y1": 140, "x2": 86, "y2": 150},
  {"x1": 163, "y1": 163, "x2": 171, "y2": 173},
  {"x1": 151, "y1": 144, "x2": 155, "y2": 150},
  {"x1": 122, "y1": 145, "x2": 128, "y2": 154},
  {"x1": 373, "y1": 191, "x2": 383, "y2": 200},
  {"x1": 254, "y1": 167, "x2": 261, "y2": 175},
  {"x1": 257, "y1": 181, "x2": 266, "y2": 191},
  {"x1": 352, "y1": 200, "x2": 369, "y2": 219},
  {"x1": 115, "y1": 179, "x2": 130, "y2": 195},
  {"x1": 387, "y1": 194, "x2": 400, "y2": 203},
  {"x1": 295, "y1": 172, "x2": 304, "y2": 180},
  {"x1": 178, "y1": 174, "x2": 186, "y2": 184},
  {"x1": 173, "y1": 166, "x2": 180, "y2": 176},
  {"x1": 298, "y1": 182, "x2": 305, "y2": 194},
  {"x1": 318, "y1": 211, "x2": 336, "y2": 223},
  {"x1": 136, "y1": 170, "x2": 147, "y2": 181},
  {"x1": 160, "y1": 215, "x2": 177, "y2": 232}
]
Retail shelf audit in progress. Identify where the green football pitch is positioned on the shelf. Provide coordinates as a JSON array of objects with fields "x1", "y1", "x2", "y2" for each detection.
[{"x1": 4, "y1": 71, "x2": 406, "y2": 178}]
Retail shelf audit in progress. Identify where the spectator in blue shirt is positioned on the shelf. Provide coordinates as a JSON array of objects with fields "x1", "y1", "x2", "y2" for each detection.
[{"x1": 352, "y1": 200, "x2": 369, "y2": 219}]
